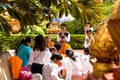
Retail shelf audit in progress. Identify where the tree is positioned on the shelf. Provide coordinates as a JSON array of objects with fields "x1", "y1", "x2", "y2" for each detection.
[{"x1": 0, "y1": 0, "x2": 105, "y2": 34}]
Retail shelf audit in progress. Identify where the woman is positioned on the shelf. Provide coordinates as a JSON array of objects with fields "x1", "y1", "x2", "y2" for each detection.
[
  {"x1": 61, "y1": 49, "x2": 83, "y2": 80},
  {"x1": 28, "y1": 35, "x2": 51, "y2": 74},
  {"x1": 45, "y1": 35, "x2": 55, "y2": 48},
  {"x1": 16, "y1": 36, "x2": 32, "y2": 67}
]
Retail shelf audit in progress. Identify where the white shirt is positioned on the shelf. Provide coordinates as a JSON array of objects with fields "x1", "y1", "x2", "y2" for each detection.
[
  {"x1": 71, "y1": 58, "x2": 83, "y2": 76},
  {"x1": 61, "y1": 57, "x2": 72, "y2": 80},
  {"x1": 61, "y1": 57, "x2": 83, "y2": 80},
  {"x1": 42, "y1": 61, "x2": 63, "y2": 80},
  {"x1": 57, "y1": 31, "x2": 70, "y2": 43},
  {"x1": 80, "y1": 55, "x2": 93, "y2": 74},
  {"x1": 84, "y1": 35, "x2": 94, "y2": 48},
  {"x1": 28, "y1": 48, "x2": 51, "y2": 65}
]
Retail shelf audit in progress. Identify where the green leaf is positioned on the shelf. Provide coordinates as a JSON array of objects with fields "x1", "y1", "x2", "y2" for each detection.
[
  {"x1": 59, "y1": 8, "x2": 64, "y2": 18},
  {"x1": 71, "y1": 3, "x2": 80, "y2": 20},
  {"x1": 51, "y1": 0, "x2": 57, "y2": 6},
  {"x1": 0, "y1": 6, "x2": 5, "y2": 14},
  {"x1": 7, "y1": 6, "x2": 21, "y2": 20},
  {"x1": 40, "y1": 0, "x2": 51, "y2": 8}
]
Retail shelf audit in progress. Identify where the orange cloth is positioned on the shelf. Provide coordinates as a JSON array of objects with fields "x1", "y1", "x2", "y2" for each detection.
[
  {"x1": 50, "y1": 42, "x2": 55, "y2": 47},
  {"x1": 9, "y1": 56, "x2": 22, "y2": 79},
  {"x1": 59, "y1": 43, "x2": 71, "y2": 57}
]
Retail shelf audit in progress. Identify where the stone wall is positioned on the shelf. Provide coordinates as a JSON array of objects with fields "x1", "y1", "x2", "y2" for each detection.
[{"x1": 0, "y1": 52, "x2": 12, "y2": 80}]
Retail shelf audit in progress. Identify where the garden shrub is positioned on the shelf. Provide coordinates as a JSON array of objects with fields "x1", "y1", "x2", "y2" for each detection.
[
  {"x1": 50, "y1": 34, "x2": 85, "y2": 49},
  {"x1": 65, "y1": 20, "x2": 84, "y2": 34},
  {"x1": 0, "y1": 32, "x2": 10, "y2": 52},
  {"x1": 2, "y1": 34, "x2": 85, "y2": 52}
]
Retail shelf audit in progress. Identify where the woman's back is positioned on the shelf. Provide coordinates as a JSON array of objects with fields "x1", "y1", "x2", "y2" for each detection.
[{"x1": 29, "y1": 48, "x2": 51, "y2": 65}]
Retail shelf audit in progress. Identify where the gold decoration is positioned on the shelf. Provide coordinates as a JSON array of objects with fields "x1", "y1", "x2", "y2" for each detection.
[
  {"x1": 107, "y1": 0, "x2": 120, "y2": 51},
  {"x1": 89, "y1": 22, "x2": 119, "y2": 77}
]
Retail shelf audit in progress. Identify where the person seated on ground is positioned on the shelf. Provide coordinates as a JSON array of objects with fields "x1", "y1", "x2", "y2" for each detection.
[
  {"x1": 60, "y1": 49, "x2": 83, "y2": 80},
  {"x1": 16, "y1": 36, "x2": 32, "y2": 67},
  {"x1": 57, "y1": 23, "x2": 70, "y2": 44},
  {"x1": 57, "y1": 23, "x2": 71, "y2": 57},
  {"x1": 79, "y1": 48, "x2": 93, "y2": 76},
  {"x1": 54, "y1": 43, "x2": 61, "y2": 53},
  {"x1": 42, "y1": 53, "x2": 63, "y2": 80},
  {"x1": 49, "y1": 47, "x2": 57, "y2": 54},
  {"x1": 28, "y1": 35, "x2": 51, "y2": 75},
  {"x1": 45, "y1": 35, "x2": 55, "y2": 48}
]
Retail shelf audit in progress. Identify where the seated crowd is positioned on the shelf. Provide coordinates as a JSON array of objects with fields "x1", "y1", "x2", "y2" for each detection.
[{"x1": 13, "y1": 23, "x2": 94, "y2": 80}]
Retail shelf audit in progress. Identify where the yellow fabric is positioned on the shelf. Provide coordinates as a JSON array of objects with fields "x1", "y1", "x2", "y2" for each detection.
[
  {"x1": 9, "y1": 56, "x2": 22, "y2": 79},
  {"x1": 50, "y1": 42, "x2": 55, "y2": 47},
  {"x1": 59, "y1": 43, "x2": 71, "y2": 57}
]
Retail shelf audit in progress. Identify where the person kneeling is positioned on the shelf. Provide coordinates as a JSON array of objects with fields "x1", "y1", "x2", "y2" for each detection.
[{"x1": 42, "y1": 53, "x2": 64, "y2": 80}]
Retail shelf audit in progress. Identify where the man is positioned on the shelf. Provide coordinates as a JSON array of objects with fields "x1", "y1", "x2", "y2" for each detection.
[
  {"x1": 57, "y1": 23, "x2": 71, "y2": 57},
  {"x1": 57, "y1": 23, "x2": 70, "y2": 44},
  {"x1": 42, "y1": 53, "x2": 63, "y2": 80}
]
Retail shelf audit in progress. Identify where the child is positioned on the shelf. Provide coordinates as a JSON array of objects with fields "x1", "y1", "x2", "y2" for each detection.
[
  {"x1": 42, "y1": 53, "x2": 63, "y2": 80},
  {"x1": 80, "y1": 48, "x2": 93, "y2": 75},
  {"x1": 49, "y1": 47, "x2": 57, "y2": 54}
]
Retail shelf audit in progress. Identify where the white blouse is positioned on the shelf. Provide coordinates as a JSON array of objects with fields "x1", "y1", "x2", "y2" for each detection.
[
  {"x1": 42, "y1": 61, "x2": 63, "y2": 80},
  {"x1": 61, "y1": 57, "x2": 72, "y2": 80},
  {"x1": 61, "y1": 57, "x2": 83, "y2": 80},
  {"x1": 28, "y1": 48, "x2": 52, "y2": 65}
]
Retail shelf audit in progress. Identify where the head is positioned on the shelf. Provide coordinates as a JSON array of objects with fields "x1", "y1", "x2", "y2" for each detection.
[
  {"x1": 50, "y1": 53, "x2": 63, "y2": 64},
  {"x1": 86, "y1": 29, "x2": 92, "y2": 37},
  {"x1": 20, "y1": 36, "x2": 32, "y2": 46},
  {"x1": 66, "y1": 48, "x2": 76, "y2": 61},
  {"x1": 85, "y1": 22, "x2": 91, "y2": 28},
  {"x1": 54, "y1": 43, "x2": 61, "y2": 51},
  {"x1": 45, "y1": 35, "x2": 51, "y2": 43},
  {"x1": 15, "y1": 36, "x2": 32, "y2": 54},
  {"x1": 60, "y1": 23, "x2": 67, "y2": 32},
  {"x1": 49, "y1": 47, "x2": 57, "y2": 54},
  {"x1": 84, "y1": 48, "x2": 90, "y2": 55},
  {"x1": 33, "y1": 34, "x2": 46, "y2": 51}
]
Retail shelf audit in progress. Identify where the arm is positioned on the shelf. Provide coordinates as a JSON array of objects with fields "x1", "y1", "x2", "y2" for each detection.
[
  {"x1": 60, "y1": 69, "x2": 66, "y2": 79},
  {"x1": 57, "y1": 33, "x2": 62, "y2": 43},
  {"x1": 28, "y1": 50, "x2": 34, "y2": 65},
  {"x1": 64, "y1": 33, "x2": 70, "y2": 42}
]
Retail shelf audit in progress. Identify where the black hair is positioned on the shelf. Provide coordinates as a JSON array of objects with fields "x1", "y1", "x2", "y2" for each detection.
[
  {"x1": 49, "y1": 47, "x2": 56, "y2": 52},
  {"x1": 60, "y1": 23, "x2": 67, "y2": 27},
  {"x1": 50, "y1": 53, "x2": 63, "y2": 60},
  {"x1": 33, "y1": 34, "x2": 46, "y2": 51},
  {"x1": 66, "y1": 49, "x2": 76, "y2": 61},
  {"x1": 84, "y1": 48, "x2": 90, "y2": 55},
  {"x1": 86, "y1": 29, "x2": 92, "y2": 33},
  {"x1": 15, "y1": 36, "x2": 32, "y2": 54},
  {"x1": 86, "y1": 22, "x2": 92, "y2": 27},
  {"x1": 54, "y1": 43, "x2": 61, "y2": 51}
]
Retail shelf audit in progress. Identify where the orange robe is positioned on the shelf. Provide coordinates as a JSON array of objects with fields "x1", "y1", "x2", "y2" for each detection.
[{"x1": 59, "y1": 43, "x2": 71, "y2": 57}]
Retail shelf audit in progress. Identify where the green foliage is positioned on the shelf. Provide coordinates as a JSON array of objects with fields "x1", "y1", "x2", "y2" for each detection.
[
  {"x1": 103, "y1": 2, "x2": 114, "y2": 16},
  {"x1": 27, "y1": 25, "x2": 45, "y2": 35},
  {"x1": 70, "y1": 34, "x2": 85, "y2": 49},
  {"x1": 0, "y1": 31, "x2": 10, "y2": 52},
  {"x1": 0, "y1": 16, "x2": 12, "y2": 36},
  {"x1": 9, "y1": 34, "x2": 36, "y2": 49},
  {"x1": 49, "y1": 34, "x2": 85, "y2": 49},
  {"x1": 65, "y1": 20, "x2": 84, "y2": 34},
  {"x1": 8, "y1": 34, "x2": 85, "y2": 50}
]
